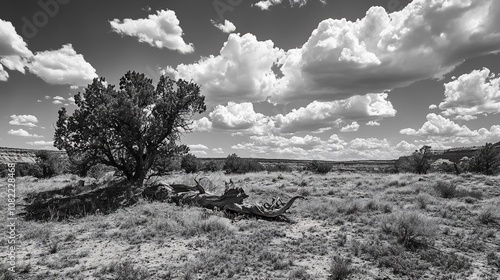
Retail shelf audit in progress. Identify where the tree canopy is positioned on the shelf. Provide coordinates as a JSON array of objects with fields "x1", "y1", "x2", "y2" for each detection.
[{"x1": 54, "y1": 71, "x2": 206, "y2": 186}]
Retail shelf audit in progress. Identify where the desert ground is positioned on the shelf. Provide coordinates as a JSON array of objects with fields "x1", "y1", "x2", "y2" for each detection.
[{"x1": 1, "y1": 171, "x2": 499, "y2": 280}]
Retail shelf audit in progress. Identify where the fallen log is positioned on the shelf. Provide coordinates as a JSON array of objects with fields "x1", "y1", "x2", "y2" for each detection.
[
  {"x1": 143, "y1": 179, "x2": 304, "y2": 219},
  {"x1": 21, "y1": 178, "x2": 304, "y2": 221}
]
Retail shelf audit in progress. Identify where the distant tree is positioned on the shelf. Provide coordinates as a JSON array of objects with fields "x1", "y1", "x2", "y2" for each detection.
[
  {"x1": 307, "y1": 160, "x2": 332, "y2": 174},
  {"x1": 223, "y1": 153, "x2": 263, "y2": 174},
  {"x1": 408, "y1": 145, "x2": 432, "y2": 174},
  {"x1": 469, "y1": 143, "x2": 500, "y2": 175},
  {"x1": 181, "y1": 154, "x2": 200, "y2": 173},
  {"x1": 54, "y1": 71, "x2": 206, "y2": 188},
  {"x1": 202, "y1": 160, "x2": 222, "y2": 172},
  {"x1": 34, "y1": 150, "x2": 68, "y2": 178}
]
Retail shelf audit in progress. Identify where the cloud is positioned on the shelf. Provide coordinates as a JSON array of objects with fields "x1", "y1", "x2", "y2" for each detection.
[
  {"x1": 270, "y1": 0, "x2": 500, "y2": 103},
  {"x1": 197, "y1": 93, "x2": 394, "y2": 135},
  {"x1": 366, "y1": 121, "x2": 380, "y2": 126},
  {"x1": 212, "y1": 147, "x2": 224, "y2": 154},
  {"x1": 429, "y1": 104, "x2": 438, "y2": 110},
  {"x1": 211, "y1": 19, "x2": 236, "y2": 33},
  {"x1": 209, "y1": 102, "x2": 272, "y2": 135},
  {"x1": 28, "y1": 44, "x2": 97, "y2": 86},
  {"x1": 253, "y1": 0, "x2": 326, "y2": 10},
  {"x1": 0, "y1": 19, "x2": 33, "y2": 80},
  {"x1": 52, "y1": 100, "x2": 62, "y2": 104},
  {"x1": 400, "y1": 113, "x2": 500, "y2": 145},
  {"x1": 53, "y1": 96, "x2": 65, "y2": 101},
  {"x1": 274, "y1": 93, "x2": 395, "y2": 133},
  {"x1": 188, "y1": 144, "x2": 208, "y2": 155},
  {"x1": 8, "y1": 129, "x2": 43, "y2": 138},
  {"x1": 26, "y1": 140, "x2": 54, "y2": 146},
  {"x1": 9, "y1": 115, "x2": 38, "y2": 127},
  {"x1": 165, "y1": 33, "x2": 284, "y2": 105},
  {"x1": 232, "y1": 133, "x2": 411, "y2": 160},
  {"x1": 395, "y1": 140, "x2": 418, "y2": 152},
  {"x1": 340, "y1": 121, "x2": 360, "y2": 132},
  {"x1": 110, "y1": 9, "x2": 194, "y2": 53},
  {"x1": 439, "y1": 68, "x2": 500, "y2": 119}
]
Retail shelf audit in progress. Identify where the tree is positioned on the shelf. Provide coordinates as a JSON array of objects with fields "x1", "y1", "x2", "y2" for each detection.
[
  {"x1": 54, "y1": 71, "x2": 206, "y2": 188},
  {"x1": 181, "y1": 154, "x2": 200, "y2": 173},
  {"x1": 408, "y1": 145, "x2": 432, "y2": 174},
  {"x1": 469, "y1": 143, "x2": 500, "y2": 175}
]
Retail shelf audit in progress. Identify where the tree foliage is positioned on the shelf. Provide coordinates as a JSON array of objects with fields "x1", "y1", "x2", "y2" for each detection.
[
  {"x1": 408, "y1": 145, "x2": 432, "y2": 174},
  {"x1": 181, "y1": 154, "x2": 200, "y2": 174},
  {"x1": 54, "y1": 71, "x2": 206, "y2": 186},
  {"x1": 223, "y1": 153, "x2": 263, "y2": 174},
  {"x1": 468, "y1": 143, "x2": 500, "y2": 175}
]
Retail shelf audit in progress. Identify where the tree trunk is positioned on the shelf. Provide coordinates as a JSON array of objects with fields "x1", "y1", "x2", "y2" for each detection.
[
  {"x1": 142, "y1": 180, "x2": 304, "y2": 220},
  {"x1": 21, "y1": 178, "x2": 304, "y2": 221}
]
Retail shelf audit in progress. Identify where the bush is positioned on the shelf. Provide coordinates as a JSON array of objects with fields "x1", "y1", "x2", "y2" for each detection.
[
  {"x1": 307, "y1": 160, "x2": 331, "y2": 174},
  {"x1": 223, "y1": 153, "x2": 263, "y2": 174},
  {"x1": 408, "y1": 145, "x2": 432, "y2": 174},
  {"x1": 329, "y1": 256, "x2": 352, "y2": 280},
  {"x1": 202, "y1": 160, "x2": 222, "y2": 172},
  {"x1": 468, "y1": 143, "x2": 500, "y2": 175},
  {"x1": 265, "y1": 163, "x2": 292, "y2": 172},
  {"x1": 380, "y1": 211, "x2": 437, "y2": 250},
  {"x1": 181, "y1": 154, "x2": 200, "y2": 174}
]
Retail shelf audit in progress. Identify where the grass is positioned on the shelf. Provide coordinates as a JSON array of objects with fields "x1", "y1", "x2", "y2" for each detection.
[{"x1": 7, "y1": 171, "x2": 500, "y2": 279}]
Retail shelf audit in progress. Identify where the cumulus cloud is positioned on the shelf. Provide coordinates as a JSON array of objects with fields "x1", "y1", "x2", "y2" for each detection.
[
  {"x1": 188, "y1": 144, "x2": 208, "y2": 155},
  {"x1": 232, "y1": 133, "x2": 411, "y2": 160},
  {"x1": 253, "y1": 0, "x2": 325, "y2": 10},
  {"x1": 26, "y1": 140, "x2": 54, "y2": 146},
  {"x1": 400, "y1": 113, "x2": 500, "y2": 145},
  {"x1": 366, "y1": 121, "x2": 380, "y2": 126},
  {"x1": 0, "y1": 19, "x2": 33, "y2": 80},
  {"x1": 212, "y1": 147, "x2": 224, "y2": 154},
  {"x1": 270, "y1": 0, "x2": 500, "y2": 103},
  {"x1": 9, "y1": 115, "x2": 38, "y2": 127},
  {"x1": 439, "y1": 68, "x2": 500, "y2": 119},
  {"x1": 209, "y1": 102, "x2": 274, "y2": 135},
  {"x1": 110, "y1": 9, "x2": 194, "y2": 53},
  {"x1": 8, "y1": 129, "x2": 42, "y2": 138},
  {"x1": 211, "y1": 19, "x2": 236, "y2": 33},
  {"x1": 340, "y1": 122, "x2": 360, "y2": 132},
  {"x1": 165, "y1": 33, "x2": 284, "y2": 105},
  {"x1": 429, "y1": 104, "x2": 438, "y2": 110},
  {"x1": 274, "y1": 93, "x2": 395, "y2": 133},
  {"x1": 28, "y1": 44, "x2": 98, "y2": 86}
]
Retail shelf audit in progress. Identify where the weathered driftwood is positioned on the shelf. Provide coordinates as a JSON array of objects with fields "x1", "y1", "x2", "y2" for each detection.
[
  {"x1": 21, "y1": 178, "x2": 304, "y2": 221},
  {"x1": 142, "y1": 179, "x2": 304, "y2": 219}
]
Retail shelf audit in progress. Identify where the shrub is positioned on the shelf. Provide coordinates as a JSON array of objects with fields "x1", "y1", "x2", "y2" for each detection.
[
  {"x1": 202, "y1": 160, "x2": 222, "y2": 172},
  {"x1": 468, "y1": 142, "x2": 500, "y2": 175},
  {"x1": 223, "y1": 153, "x2": 263, "y2": 174},
  {"x1": 433, "y1": 181, "x2": 457, "y2": 198},
  {"x1": 307, "y1": 160, "x2": 331, "y2": 174},
  {"x1": 181, "y1": 154, "x2": 200, "y2": 174},
  {"x1": 329, "y1": 256, "x2": 352, "y2": 280},
  {"x1": 408, "y1": 145, "x2": 432, "y2": 174},
  {"x1": 265, "y1": 163, "x2": 292, "y2": 172},
  {"x1": 380, "y1": 211, "x2": 437, "y2": 250},
  {"x1": 32, "y1": 150, "x2": 68, "y2": 178}
]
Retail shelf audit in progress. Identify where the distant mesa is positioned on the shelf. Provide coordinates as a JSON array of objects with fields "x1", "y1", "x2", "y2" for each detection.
[{"x1": 0, "y1": 147, "x2": 65, "y2": 164}]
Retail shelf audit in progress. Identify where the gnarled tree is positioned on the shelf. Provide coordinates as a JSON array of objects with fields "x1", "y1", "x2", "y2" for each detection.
[{"x1": 54, "y1": 71, "x2": 206, "y2": 189}]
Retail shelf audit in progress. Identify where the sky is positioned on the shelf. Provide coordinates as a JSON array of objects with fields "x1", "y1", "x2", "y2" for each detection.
[{"x1": 1, "y1": 0, "x2": 500, "y2": 160}]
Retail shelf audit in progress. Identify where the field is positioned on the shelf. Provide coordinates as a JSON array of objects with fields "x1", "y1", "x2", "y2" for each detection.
[{"x1": 1, "y1": 171, "x2": 500, "y2": 279}]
